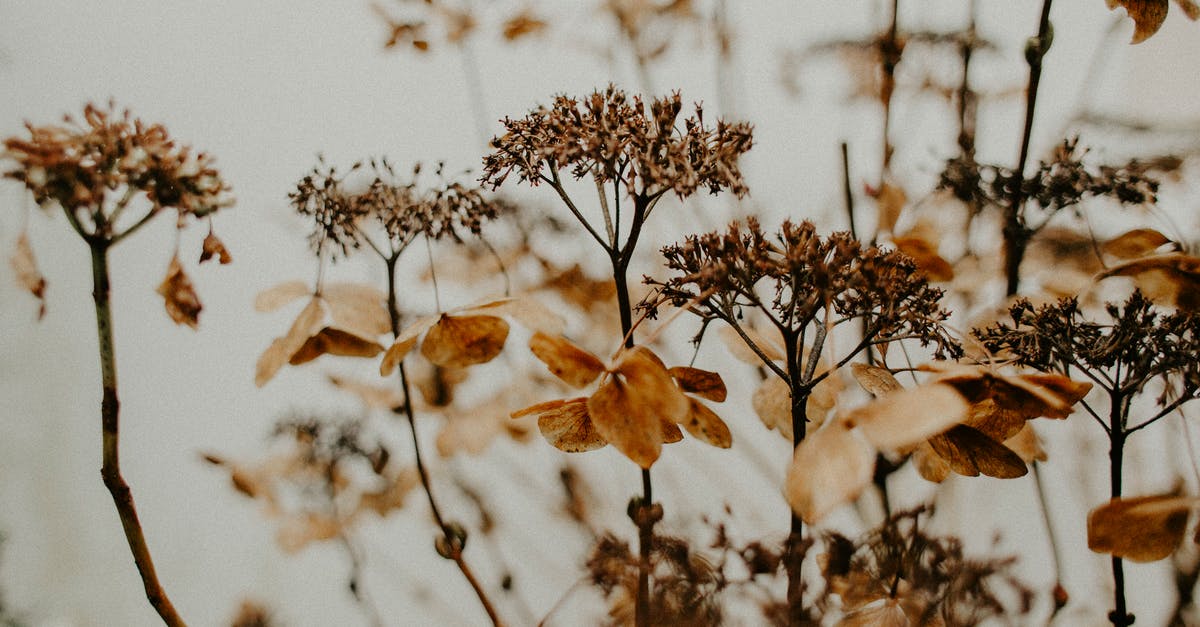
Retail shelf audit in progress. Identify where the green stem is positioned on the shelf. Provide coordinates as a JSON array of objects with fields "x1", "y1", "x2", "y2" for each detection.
[{"x1": 90, "y1": 242, "x2": 186, "y2": 627}]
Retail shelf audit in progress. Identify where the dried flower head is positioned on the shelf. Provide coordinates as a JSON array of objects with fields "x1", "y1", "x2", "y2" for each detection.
[
  {"x1": 3, "y1": 102, "x2": 232, "y2": 236},
  {"x1": 290, "y1": 159, "x2": 504, "y2": 260},
  {"x1": 482, "y1": 86, "x2": 753, "y2": 201}
]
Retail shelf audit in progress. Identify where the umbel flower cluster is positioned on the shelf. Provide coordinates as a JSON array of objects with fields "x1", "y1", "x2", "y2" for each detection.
[
  {"x1": 482, "y1": 85, "x2": 753, "y2": 200},
  {"x1": 3, "y1": 102, "x2": 231, "y2": 232}
]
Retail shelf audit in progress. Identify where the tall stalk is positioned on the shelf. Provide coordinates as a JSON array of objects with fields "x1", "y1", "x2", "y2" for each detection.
[
  {"x1": 1004, "y1": 0, "x2": 1054, "y2": 296},
  {"x1": 91, "y1": 241, "x2": 186, "y2": 627}
]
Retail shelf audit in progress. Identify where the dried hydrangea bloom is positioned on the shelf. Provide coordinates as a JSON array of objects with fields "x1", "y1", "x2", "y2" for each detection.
[
  {"x1": 482, "y1": 85, "x2": 752, "y2": 201},
  {"x1": 291, "y1": 159, "x2": 504, "y2": 260},
  {"x1": 3, "y1": 102, "x2": 232, "y2": 233}
]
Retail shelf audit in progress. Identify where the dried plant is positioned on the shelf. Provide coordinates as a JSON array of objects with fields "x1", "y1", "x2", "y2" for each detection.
[
  {"x1": 646, "y1": 217, "x2": 959, "y2": 620},
  {"x1": 975, "y1": 292, "x2": 1200, "y2": 624},
  {"x1": 3, "y1": 102, "x2": 234, "y2": 626}
]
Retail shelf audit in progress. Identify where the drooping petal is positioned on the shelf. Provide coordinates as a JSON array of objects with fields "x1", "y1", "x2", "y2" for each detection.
[
  {"x1": 420, "y1": 314, "x2": 509, "y2": 368},
  {"x1": 1088, "y1": 494, "x2": 1200, "y2": 562},
  {"x1": 681, "y1": 398, "x2": 733, "y2": 448},
  {"x1": 786, "y1": 421, "x2": 874, "y2": 524},
  {"x1": 851, "y1": 383, "x2": 969, "y2": 452},
  {"x1": 529, "y1": 331, "x2": 605, "y2": 388},
  {"x1": 668, "y1": 366, "x2": 727, "y2": 402},
  {"x1": 927, "y1": 425, "x2": 1028, "y2": 479}
]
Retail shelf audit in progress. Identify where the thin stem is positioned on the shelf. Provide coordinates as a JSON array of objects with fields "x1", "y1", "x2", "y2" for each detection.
[
  {"x1": 383, "y1": 258, "x2": 504, "y2": 626},
  {"x1": 784, "y1": 329, "x2": 809, "y2": 621},
  {"x1": 1109, "y1": 394, "x2": 1132, "y2": 627},
  {"x1": 1004, "y1": 0, "x2": 1054, "y2": 296},
  {"x1": 878, "y1": 0, "x2": 901, "y2": 177},
  {"x1": 91, "y1": 241, "x2": 186, "y2": 627},
  {"x1": 1030, "y1": 461, "x2": 1065, "y2": 612},
  {"x1": 542, "y1": 170, "x2": 611, "y2": 252}
]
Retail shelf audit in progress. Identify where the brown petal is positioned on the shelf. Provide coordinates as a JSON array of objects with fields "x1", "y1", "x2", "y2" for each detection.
[
  {"x1": 323, "y1": 283, "x2": 391, "y2": 337},
  {"x1": 1018, "y1": 373, "x2": 1092, "y2": 418},
  {"x1": 1108, "y1": 0, "x2": 1169, "y2": 43},
  {"x1": 502, "y1": 11, "x2": 547, "y2": 40},
  {"x1": 255, "y1": 280, "x2": 310, "y2": 312},
  {"x1": 963, "y1": 399, "x2": 1028, "y2": 442},
  {"x1": 358, "y1": 468, "x2": 419, "y2": 517},
  {"x1": 752, "y1": 376, "x2": 793, "y2": 440},
  {"x1": 589, "y1": 348, "x2": 689, "y2": 468},
  {"x1": 421, "y1": 314, "x2": 509, "y2": 368},
  {"x1": 255, "y1": 297, "x2": 326, "y2": 386},
  {"x1": 157, "y1": 255, "x2": 202, "y2": 329},
  {"x1": 1177, "y1": 0, "x2": 1200, "y2": 19},
  {"x1": 912, "y1": 441, "x2": 951, "y2": 483},
  {"x1": 873, "y1": 181, "x2": 907, "y2": 236},
  {"x1": 1098, "y1": 253, "x2": 1200, "y2": 309},
  {"x1": 199, "y1": 230, "x2": 232, "y2": 264},
  {"x1": 10, "y1": 232, "x2": 46, "y2": 319},
  {"x1": 1103, "y1": 228, "x2": 1173, "y2": 259},
  {"x1": 661, "y1": 419, "x2": 684, "y2": 444},
  {"x1": 851, "y1": 383, "x2": 969, "y2": 451},
  {"x1": 327, "y1": 374, "x2": 402, "y2": 409},
  {"x1": 681, "y1": 398, "x2": 733, "y2": 448},
  {"x1": 529, "y1": 331, "x2": 605, "y2": 388},
  {"x1": 1088, "y1": 494, "x2": 1200, "y2": 562},
  {"x1": 463, "y1": 296, "x2": 565, "y2": 335},
  {"x1": 927, "y1": 425, "x2": 1028, "y2": 479},
  {"x1": 851, "y1": 363, "x2": 903, "y2": 397},
  {"x1": 1003, "y1": 423, "x2": 1048, "y2": 463},
  {"x1": 515, "y1": 398, "x2": 607, "y2": 453},
  {"x1": 288, "y1": 327, "x2": 382, "y2": 365},
  {"x1": 786, "y1": 421, "x2": 874, "y2": 523},
  {"x1": 668, "y1": 366, "x2": 727, "y2": 402}
]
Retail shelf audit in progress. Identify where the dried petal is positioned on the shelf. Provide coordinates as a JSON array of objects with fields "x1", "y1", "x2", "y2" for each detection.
[
  {"x1": 851, "y1": 363, "x2": 903, "y2": 397},
  {"x1": 1003, "y1": 423, "x2": 1048, "y2": 463},
  {"x1": 927, "y1": 425, "x2": 1028, "y2": 479},
  {"x1": 589, "y1": 347, "x2": 689, "y2": 468},
  {"x1": 851, "y1": 383, "x2": 969, "y2": 451},
  {"x1": 157, "y1": 255, "x2": 202, "y2": 329},
  {"x1": 681, "y1": 398, "x2": 732, "y2": 448},
  {"x1": 466, "y1": 296, "x2": 565, "y2": 335},
  {"x1": 380, "y1": 314, "x2": 440, "y2": 376},
  {"x1": 421, "y1": 314, "x2": 509, "y2": 367},
  {"x1": 893, "y1": 236, "x2": 953, "y2": 282},
  {"x1": 963, "y1": 399, "x2": 1028, "y2": 442},
  {"x1": 668, "y1": 366, "x2": 727, "y2": 402},
  {"x1": 502, "y1": 11, "x2": 547, "y2": 40},
  {"x1": 288, "y1": 327, "x2": 382, "y2": 365},
  {"x1": 323, "y1": 283, "x2": 390, "y2": 337},
  {"x1": 1099, "y1": 253, "x2": 1200, "y2": 309},
  {"x1": 199, "y1": 230, "x2": 232, "y2": 264},
  {"x1": 255, "y1": 281, "x2": 310, "y2": 312},
  {"x1": 515, "y1": 398, "x2": 607, "y2": 453},
  {"x1": 529, "y1": 331, "x2": 605, "y2": 388},
  {"x1": 255, "y1": 297, "x2": 326, "y2": 386},
  {"x1": 1108, "y1": 0, "x2": 1170, "y2": 43},
  {"x1": 873, "y1": 181, "x2": 907, "y2": 236},
  {"x1": 752, "y1": 376, "x2": 793, "y2": 440},
  {"x1": 358, "y1": 468, "x2": 418, "y2": 516},
  {"x1": 1103, "y1": 228, "x2": 1173, "y2": 259},
  {"x1": 10, "y1": 232, "x2": 46, "y2": 319},
  {"x1": 1088, "y1": 494, "x2": 1200, "y2": 561},
  {"x1": 912, "y1": 441, "x2": 952, "y2": 483},
  {"x1": 786, "y1": 421, "x2": 874, "y2": 523}
]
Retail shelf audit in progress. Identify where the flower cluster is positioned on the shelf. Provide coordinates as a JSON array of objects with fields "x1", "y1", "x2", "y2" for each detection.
[
  {"x1": 482, "y1": 86, "x2": 753, "y2": 201},
  {"x1": 3, "y1": 102, "x2": 231, "y2": 234}
]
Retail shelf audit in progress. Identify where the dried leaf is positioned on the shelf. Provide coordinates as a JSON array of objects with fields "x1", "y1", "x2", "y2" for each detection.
[
  {"x1": 289, "y1": 327, "x2": 382, "y2": 365},
  {"x1": 963, "y1": 399, "x2": 1028, "y2": 442},
  {"x1": 851, "y1": 363, "x2": 903, "y2": 397},
  {"x1": 157, "y1": 255, "x2": 202, "y2": 329},
  {"x1": 1103, "y1": 228, "x2": 1173, "y2": 259},
  {"x1": 893, "y1": 236, "x2": 953, "y2": 282},
  {"x1": 1098, "y1": 253, "x2": 1200, "y2": 309},
  {"x1": 255, "y1": 297, "x2": 326, "y2": 386},
  {"x1": 589, "y1": 347, "x2": 689, "y2": 468},
  {"x1": 927, "y1": 425, "x2": 1028, "y2": 479},
  {"x1": 323, "y1": 283, "x2": 390, "y2": 338},
  {"x1": 529, "y1": 331, "x2": 605, "y2": 388},
  {"x1": 681, "y1": 398, "x2": 732, "y2": 448},
  {"x1": 753, "y1": 376, "x2": 793, "y2": 440},
  {"x1": 515, "y1": 398, "x2": 607, "y2": 453},
  {"x1": 786, "y1": 421, "x2": 874, "y2": 523},
  {"x1": 466, "y1": 296, "x2": 565, "y2": 335},
  {"x1": 912, "y1": 441, "x2": 952, "y2": 483},
  {"x1": 421, "y1": 314, "x2": 509, "y2": 367},
  {"x1": 199, "y1": 230, "x2": 232, "y2": 264},
  {"x1": 380, "y1": 314, "x2": 439, "y2": 376},
  {"x1": 1019, "y1": 373, "x2": 1092, "y2": 417},
  {"x1": 661, "y1": 419, "x2": 684, "y2": 444},
  {"x1": 1088, "y1": 494, "x2": 1200, "y2": 561},
  {"x1": 850, "y1": 383, "x2": 970, "y2": 451},
  {"x1": 502, "y1": 11, "x2": 547, "y2": 40},
  {"x1": 930, "y1": 365, "x2": 1078, "y2": 419},
  {"x1": 10, "y1": 232, "x2": 46, "y2": 319},
  {"x1": 1177, "y1": 0, "x2": 1200, "y2": 20},
  {"x1": 1108, "y1": 0, "x2": 1169, "y2": 43},
  {"x1": 255, "y1": 281, "x2": 310, "y2": 312},
  {"x1": 668, "y1": 366, "x2": 727, "y2": 402}
]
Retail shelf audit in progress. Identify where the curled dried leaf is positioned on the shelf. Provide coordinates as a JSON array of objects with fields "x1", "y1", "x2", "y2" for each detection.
[
  {"x1": 529, "y1": 332, "x2": 605, "y2": 388},
  {"x1": 786, "y1": 421, "x2": 874, "y2": 523},
  {"x1": 289, "y1": 328, "x2": 382, "y2": 365},
  {"x1": 668, "y1": 366, "x2": 727, "y2": 402},
  {"x1": 200, "y1": 230, "x2": 232, "y2": 264},
  {"x1": 10, "y1": 232, "x2": 46, "y2": 319},
  {"x1": 1088, "y1": 494, "x2": 1200, "y2": 561},
  {"x1": 514, "y1": 398, "x2": 607, "y2": 453},
  {"x1": 255, "y1": 297, "x2": 326, "y2": 386},
  {"x1": 421, "y1": 314, "x2": 509, "y2": 367},
  {"x1": 589, "y1": 347, "x2": 689, "y2": 468},
  {"x1": 157, "y1": 255, "x2": 202, "y2": 329}
]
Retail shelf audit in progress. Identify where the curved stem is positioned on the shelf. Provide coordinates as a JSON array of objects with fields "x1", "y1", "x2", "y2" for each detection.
[
  {"x1": 91, "y1": 242, "x2": 187, "y2": 627},
  {"x1": 384, "y1": 259, "x2": 504, "y2": 626}
]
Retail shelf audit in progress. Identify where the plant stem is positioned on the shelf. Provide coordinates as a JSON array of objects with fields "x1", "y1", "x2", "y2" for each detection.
[
  {"x1": 1004, "y1": 0, "x2": 1054, "y2": 296},
  {"x1": 1109, "y1": 395, "x2": 1132, "y2": 627},
  {"x1": 612, "y1": 255, "x2": 656, "y2": 627},
  {"x1": 384, "y1": 259, "x2": 504, "y2": 627},
  {"x1": 783, "y1": 330, "x2": 809, "y2": 621},
  {"x1": 90, "y1": 241, "x2": 186, "y2": 627}
]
